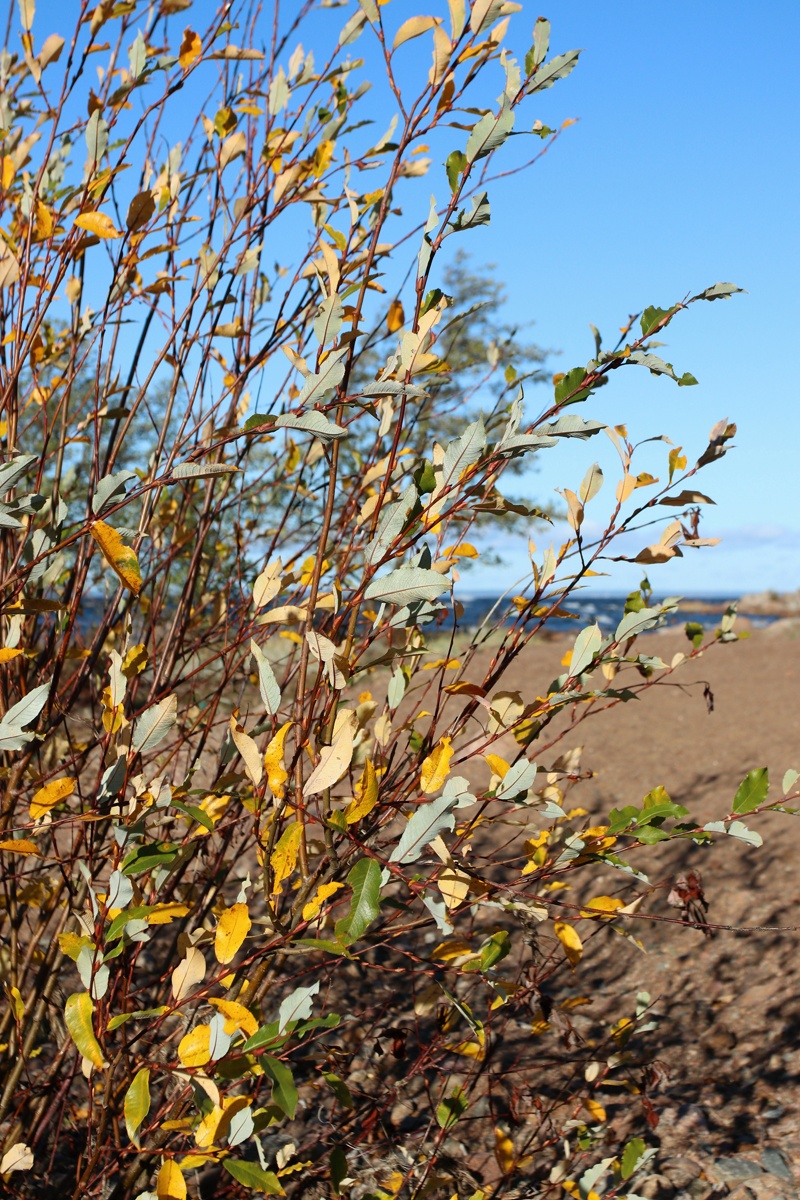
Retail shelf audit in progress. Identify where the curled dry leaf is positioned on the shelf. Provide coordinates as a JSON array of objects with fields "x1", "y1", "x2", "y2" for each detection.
[
  {"x1": 0, "y1": 1142, "x2": 33, "y2": 1173},
  {"x1": 172, "y1": 945, "x2": 205, "y2": 1002}
]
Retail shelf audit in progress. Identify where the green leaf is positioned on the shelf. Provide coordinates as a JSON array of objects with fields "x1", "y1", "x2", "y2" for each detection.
[
  {"x1": 85, "y1": 110, "x2": 109, "y2": 161},
  {"x1": 441, "y1": 417, "x2": 486, "y2": 489},
  {"x1": 466, "y1": 103, "x2": 514, "y2": 162},
  {"x1": 262, "y1": 1055, "x2": 298, "y2": 1118},
  {"x1": 106, "y1": 1007, "x2": 166, "y2": 1031},
  {"x1": 365, "y1": 484, "x2": 418, "y2": 567},
  {"x1": 478, "y1": 930, "x2": 510, "y2": 972},
  {"x1": 525, "y1": 17, "x2": 550, "y2": 74},
  {"x1": 324, "y1": 1072, "x2": 354, "y2": 1108},
  {"x1": 615, "y1": 604, "x2": 671, "y2": 642},
  {"x1": 640, "y1": 304, "x2": 678, "y2": 338},
  {"x1": 527, "y1": 48, "x2": 582, "y2": 94},
  {"x1": 554, "y1": 367, "x2": 590, "y2": 405},
  {"x1": 415, "y1": 461, "x2": 437, "y2": 494},
  {"x1": 172, "y1": 461, "x2": 238, "y2": 480},
  {"x1": 123, "y1": 1068, "x2": 150, "y2": 1147},
  {"x1": 250, "y1": 640, "x2": 282, "y2": 715},
  {"x1": 732, "y1": 768, "x2": 769, "y2": 815},
  {"x1": 621, "y1": 1137, "x2": 647, "y2": 1180},
  {"x1": 449, "y1": 192, "x2": 490, "y2": 232},
  {"x1": 335, "y1": 857, "x2": 382, "y2": 944},
  {"x1": 495, "y1": 758, "x2": 537, "y2": 801},
  {"x1": 691, "y1": 281, "x2": 745, "y2": 302},
  {"x1": 389, "y1": 792, "x2": 458, "y2": 864},
  {"x1": 364, "y1": 566, "x2": 450, "y2": 606},
  {"x1": 132, "y1": 694, "x2": 177, "y2": 754},
  {"x1": 120, "y1": 842, "x2": 181, "y2": 876},
  {"x1": 446, "y1": 150, "x2": 466, "y2": 193},
  {"x1": 607, "y1": 805, "x2": 640, "y2": 835},
  {"x1": 436, "y1": 1084, "x2": 468, "y2": 1130},
  {"x1": 274, "y1": 410, "x2": 346, "y2": 442},
  {"x1": 330, "y1": 1146, "x2": 348, "y2": 1196},
  {"x1": 570, "y1": 624, "x2": 602, "y2": 676},
  {"x1": 684, "y1": 621, "x2": 704, "y2": 647},
  {"x1": 313, "y1": 293, "x2": 344, "y2": 348},
  {"x1": 725, "y1": 820, "x2": 762, "y2": 847},
  {"x1": 223, "y1": 1160, "x2": 284, "y2": 1193},
  {"x1": 64, "y1": 992, "x2": 105, "y2": 1068}
]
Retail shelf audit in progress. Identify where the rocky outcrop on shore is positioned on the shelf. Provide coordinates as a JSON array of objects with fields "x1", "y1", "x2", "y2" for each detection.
[{"x1": 737, "y1": 589, "x2": 800, "y2": 616}]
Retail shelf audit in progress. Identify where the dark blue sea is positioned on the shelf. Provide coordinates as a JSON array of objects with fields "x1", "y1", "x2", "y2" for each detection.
[{"x1": 455, "y1": 594, "x2": 778, "y2": 635}]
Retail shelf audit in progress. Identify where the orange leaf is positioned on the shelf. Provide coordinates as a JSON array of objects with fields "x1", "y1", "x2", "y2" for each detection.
[{"x1": 179, "y1": 28, "x2": 202, "y2": 69}]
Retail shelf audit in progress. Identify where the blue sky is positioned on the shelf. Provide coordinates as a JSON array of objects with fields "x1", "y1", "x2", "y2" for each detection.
[
  {"x1": 444, "y1": 2, "x2": 800, "y2": 595},
  {"x1": 313, "y1": 1, "x2": 799, "y2": 595},
  {"x1": 29, "y1": 1, "x2": 800, "y2": 595}
]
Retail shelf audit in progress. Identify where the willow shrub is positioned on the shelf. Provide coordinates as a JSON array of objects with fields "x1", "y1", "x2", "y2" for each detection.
[{"x1": 0, "y1": 3, "x2": 792, "y2": 1199}]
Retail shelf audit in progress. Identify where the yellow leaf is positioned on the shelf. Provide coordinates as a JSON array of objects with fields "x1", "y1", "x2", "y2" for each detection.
[
  {"x1": 178, "y1": 27, "x2": 201, "y2": 69},
  {"x1": 220, "y1": 131, "x2": 246, "y2": 170},
  {"x1": 443, "y1": 681, "x2": 485, "y2": 697},
  {"x1": 194, "y1": 1103, "x2": 225, "y2": 1148},
  {"x1": 494, "y1": 1126, "x2": 515, "y2": 1174},
  {"x1": 35, "y1": 201, "x2": 53, "y2": 240},
  {"x1": 432, "y1": 938, "x2": 473, "y2": 963},
  {"x1": 195, "y1": 1095, "x2": 250, "y2": 1149},
  {"x1": 252, "y1": 557, "x2": 283, "y2": 608},
  {"x1": 302, "y1": 880, "x2": 345, "y2": 921},
  {"x1": 0, "y1": 648, "x2": 23, "y2": 663},
  {"x1": 214, "y1": 902, "x2": 251, "y2": 964},
  {"x1": 145, "y1": 902, "x2": 190, "y2": 924},
  {"x1": 74, "y1": 211, "x2": 122, "y2": 239},
  {"x1": 420, "y1": 736, "x2": 453, "y2": 794},
  {"x1": 58, "y1": 932, "x2": 93, "y2": 961},
  {"x1": 90, "y1": 521, "x2": 141, "y2": 594},
  {"x1": 122, "y1": 643, "x2": 148, "y2": 676},
  {"x1": 208, "y1": 997, "x2": 258, "y2": 1037},
  {"x1": 553, "y1": 921, "x2": 583, "y2": 967},
  {"x1": 172, "y1": 946, "x2": 205, "y2": 1002},
  {"x1": 437, "y1": 863, "x2": 471, "y2": 910},
  {"x1": 484, "y1": 753, "x2": 509, "y2": 779},
  {"x1": 265, "y1": 721, "x2": 291, "y2": 799},
  {"x1": 344, "y1": 758, "x2": 378, "y2": 824},
  {"x1": 581, "y1": 896, "x2": 624, "y2": 920},
  {"x1": 312, "y1": 139, "x2": 334, "y2": 178},
  {"x1": 124, "y1": 1067, "x2": 151, "y2": 1147},
  {"x1": 0, "y1": 1142, "x2": 33, "y2": 1174},
  {"x1": 64, "y1": 992, "x2": 106, "y2": 1069},
  {"x1": 157, "y1": 1159, "x2": 187, "y2": 1200},
  {"x1": 387, "y1": 299, "x2": 405, "y2": 332},
  {"x1": 583, "y1": 1097, "x2": 606, "y2": 1123},
  {"x1": 230, "y1": 717, "x2": 263, "y2": 787},
  {"x1": 445, "y1": 1030, "x2": 485, "y2": 1060},
  {"x1": 0, "y1": 839, "x2": 39, "y2": 855},
  {"x1": 2, "y1": 156, "x2": 15, "y2": 190},
  {"x1": 30, "y1": 777, "x2": 75, "y2": 820},
  {"x1": 270, "y1": 822, "x2": 303, "y2": 894},
  {"x1": 9, "y1": 986, "x2": 24, "y2": 1021},
  {"x1": 216, "y1": 319, "x2": 244, "y2": 337},
  {"x1": 177, "y1": 1023, "x2": 211, "y2": 1068},
  {"x1": 393, "y1": 15, "x2": 439, "y2": 50},
  {"x1": 305, "y1": 716, "x2": 355, "y2": 796}
]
